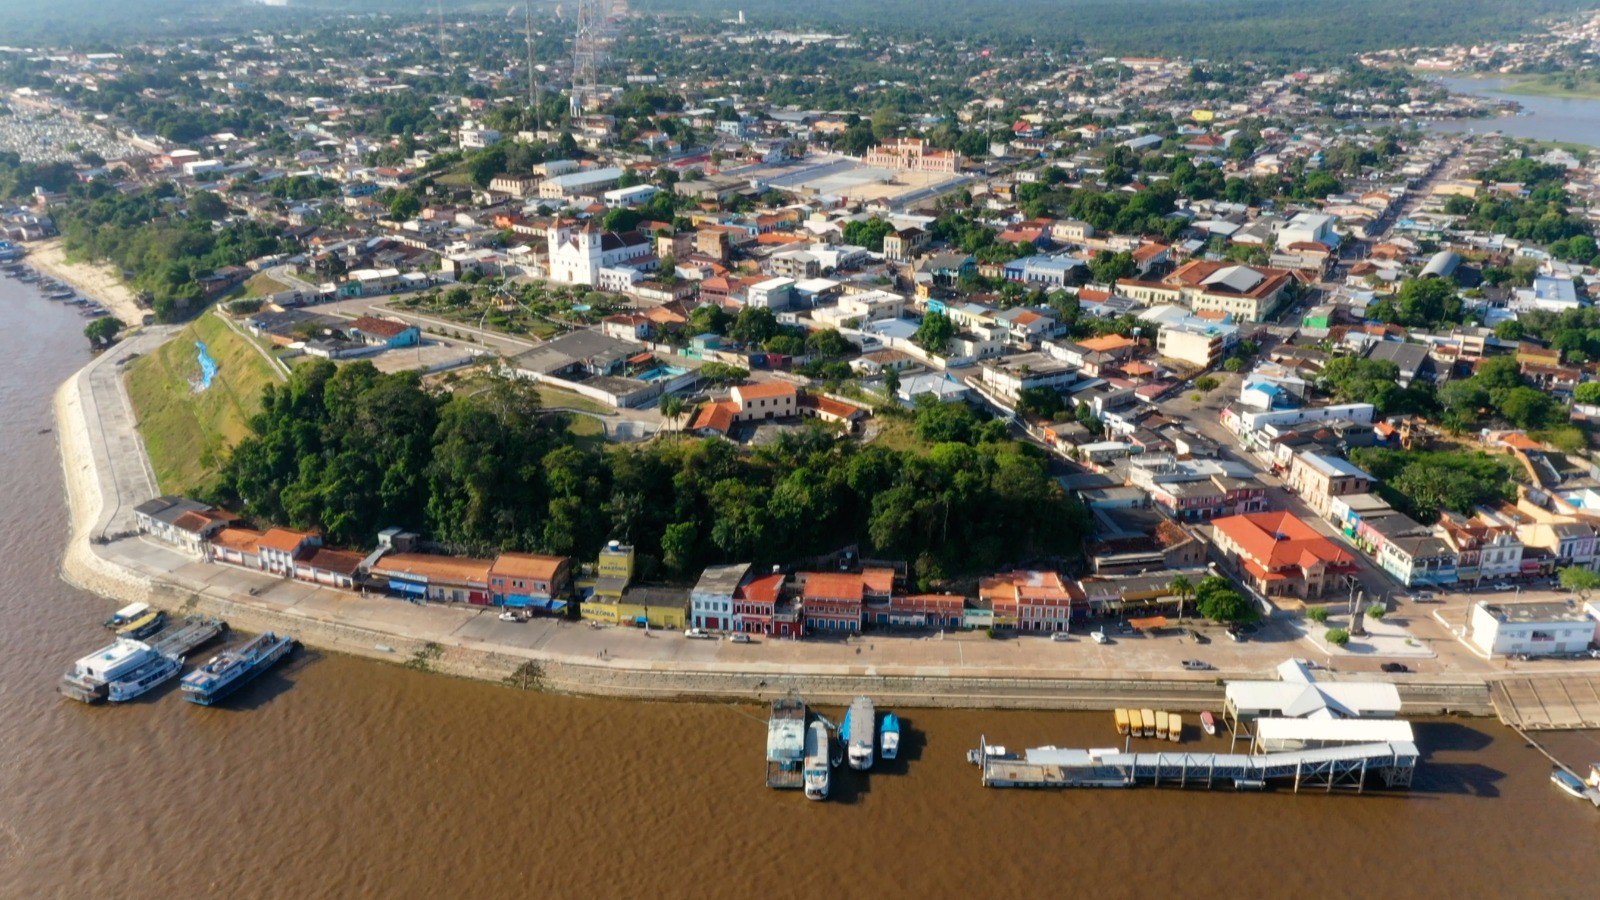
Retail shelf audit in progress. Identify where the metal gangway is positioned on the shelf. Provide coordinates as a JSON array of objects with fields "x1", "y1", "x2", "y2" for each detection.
[
  {"x1": 149, "y1": 616, "x2": 228, "y2": 658},
  {"x1": 974, "y1": 734, "x2": 1418, "y2": 793}
]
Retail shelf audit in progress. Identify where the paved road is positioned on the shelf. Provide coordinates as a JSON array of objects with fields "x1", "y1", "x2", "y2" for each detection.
[{"x1": 79, "y1": 327, "x2": 173, "y2": 535}]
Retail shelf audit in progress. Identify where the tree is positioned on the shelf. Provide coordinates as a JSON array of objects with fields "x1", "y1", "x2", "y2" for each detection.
[
  {"x1": 914, "y1": 311, "x2": 955, "y2": 354},
  {"x1": 1576, "y1": 382, "x2": 1600, "y2": 405},
  {"x1": 1194, "y1": 375, "x2": 1220, "y2": 392},
  {"x1": 1558, "y1": 565, "x2": 1600, "y2": 600},
  {"x1": 1193, "y1": 575, "x2": 1259, "y2": 623},
  {"x1": 1088, "y1": 249, "x2": 1135, "y2": 284},
  {"x1": 1325, "y1": 627, "x2": 1351, "y2": 647},
  {"x1": 1169, "y1": 574, "x2": 1193, "y2": 622},
  {"x1": 881, "y1": 366, "x2": 901, "y2": 400},
  {"x1": 842, "y1": 217, "x2": 895, "y2": 252},
  {"x1": 658, "y1": 393, "x2": 686, "y2": 431},
  {"x1": 387, "y1": 190, "x2": 422, "y2": 220},
  {"x1": 1306, "y1": 605, "x2": 1330, "y2": 624},
  {"x1": 729, "y1": 306, "x2": 779, "y2": 345},
  {"x1": 189, "y1": 190, "x2": 229, "y2": 220},
  {"x1": 83, "y1": 316, "x2": 124, "y2": 348}
]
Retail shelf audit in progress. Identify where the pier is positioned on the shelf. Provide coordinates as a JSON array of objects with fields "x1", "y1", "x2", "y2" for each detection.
[
  {"x1": 972, "y1": 735, "x2": 1418, "y2": 793},
  {"x1": 149, "y1": 616, "x2": 227, "y2": 657}
]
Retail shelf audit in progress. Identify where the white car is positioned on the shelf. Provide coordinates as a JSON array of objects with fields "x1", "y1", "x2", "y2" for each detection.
[
  {"x1": 1090, "y1": 630, "x2": 1110, "y2": 644},
  {"x1": 728, "y1": 633, "x2": 753, "y2": 644},
  {"x1": 683, "y1": 627, "x2": 714, "y2": 640},
  {"x1": 1491, "y1": 582, "x2": 1514, "y2": 591},
  {"x1": 1050, "y1": 631, "x2": 1072, "y2": 642}
]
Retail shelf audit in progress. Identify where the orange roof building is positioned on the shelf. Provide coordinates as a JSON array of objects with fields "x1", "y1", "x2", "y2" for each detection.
[{"x1": 1210, "y1": 511, "x2": 1357, "y2": 600}]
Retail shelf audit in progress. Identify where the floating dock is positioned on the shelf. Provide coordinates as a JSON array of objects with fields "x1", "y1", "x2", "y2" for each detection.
[
  {"x1": 971, "y1": 734, "x2": 1418, "y2": 793},
  {"x1": 149, "y1": 616, "x2": 228, "y2": 658}
]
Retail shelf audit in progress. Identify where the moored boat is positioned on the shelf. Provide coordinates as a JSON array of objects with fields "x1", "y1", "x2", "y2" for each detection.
[
  {"x1": 107, "y1": 651, "x2": 183, "y2": 702},
  {"x1": 1168, "y1": 714, "x2": 1182, "y2": 743},
  {"x1": 1140, "y1": 708, "x2": 1156, "y2": 738},
  {"x1": 880, "y1": 712, "x2": 901, "y2": 761},
  {"x1": 104, "y1": 602, "x2": 151, "y2": 630},
  {"x1": 115, "y1": 607, "x2": 166, "y2": 639},
  {"x1": 1201, "y1": 710, "x2": 1217, "y2": 736},
  {"x1": 1114, "y1": 708, "x2": 1130, "y2": 736},
  {"x1": 60, "y1": 638, "x2": 166, "y2": 703},
  {"x1": 1552, "y1": 767, "x2": 1588, "y2": 799},
  {"x1": 804, "y1": 720, "x2": 831, "y2": 801},
  {"x1": 766, "y1": 697, "x2": 807, "y2": 789},
  {"x1": 180, "y1": 631, "x2": 295, "y2": 706},
  {"x1": 845, "y1": 695, "x2": 876, "y2": 770},
  {"x1": 1128, "y1": 708, "x2": 1144, "y2": 738},
  {"x1": 1155, "y1": 710, "x2": 1169, "y2": 738}
]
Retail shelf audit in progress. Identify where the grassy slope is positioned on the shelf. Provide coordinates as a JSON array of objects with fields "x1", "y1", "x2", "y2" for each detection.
[{"x1": 125, "y1": 314, "x2": 279, "y2": 495}]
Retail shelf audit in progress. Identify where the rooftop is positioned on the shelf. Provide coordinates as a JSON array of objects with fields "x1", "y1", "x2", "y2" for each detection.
[{"x1": 1479, "y1": 600, "x2": 1592, "y2": 624}]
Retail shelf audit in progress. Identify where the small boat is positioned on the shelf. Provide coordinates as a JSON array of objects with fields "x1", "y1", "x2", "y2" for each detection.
[
  {"x1": 1114, "y1": 708, "x2": 1130, "y2": 736},
  {"x1": 1155, "y1": 710, "x2": 1169, "y2": 737},
  {"x1": 1128, "y1": 708, "x2": 1144, "y2": 737},
  {"x1": 880, "y1": 711, "x2": 901, "y2": 761},
  {"x1": 1552, "y1": 767, "x2": 1588, "y2": 799},
  {"x1": 180, "y1": 631, "x2": 295, "y2": 706},
  {"x1": 1140, "y1": 708, "x2": 1156, "y2": 739},
  {"x1": 104, "y1": 602, "x2": 151, "y2": 629},
  {"x1": 115, "y1": 607, "x2": 166, "y2": 639},
  {"x1": 1201, "y1": 710, "x2": 1218, "y2": 736},
  {"x1": 1168, "y1": 714, "x2": 1182, "y2": 743},
  {"x1": 804, "y1": 720, "x2": 831, "y2": 801}
]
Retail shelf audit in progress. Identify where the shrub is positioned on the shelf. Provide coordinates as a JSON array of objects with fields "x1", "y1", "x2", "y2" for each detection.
[
  {"x1": 1306, "y1": 605, "x2": 1329, "y2": 624},
  {"x1": 1195, "y1": 375, "x2": 1220, "y2": 392},
  {"x1": 1325, "y1": 627, "x2": 1350, "y2": 646},
  {"x1": 1367, "y1": 603, "x2": 1387, "y2": 621}
]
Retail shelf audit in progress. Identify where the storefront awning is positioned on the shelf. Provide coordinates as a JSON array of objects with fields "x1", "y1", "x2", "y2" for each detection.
[
  {"x1": 1128, "y1": 615, "x2": 1169, "y2": 629},
  {"x1": 389, "y1": 579, "x2": 426, "y2": 595}
]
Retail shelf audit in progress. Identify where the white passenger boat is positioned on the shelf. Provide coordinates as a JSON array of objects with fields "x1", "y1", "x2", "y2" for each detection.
[
  {"x1": 804, "y1": 720, "x2": 831, "y2": 801},
  {"x1": 843, "y1": 696, "x2": 876, "y2": 771},
  {"x1": 61, "y1": 638, "x2": 179, "y2": 703}
]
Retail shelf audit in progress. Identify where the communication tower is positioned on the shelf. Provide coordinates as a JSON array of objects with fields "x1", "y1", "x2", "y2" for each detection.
[{"x1": 571, "y1": 0, "x2": 610, "y2": 115}]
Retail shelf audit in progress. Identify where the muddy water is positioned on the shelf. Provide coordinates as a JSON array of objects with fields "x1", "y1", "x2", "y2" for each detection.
[{"x1": 1, "y1": 279, "x2": 1597, "y2": 899}]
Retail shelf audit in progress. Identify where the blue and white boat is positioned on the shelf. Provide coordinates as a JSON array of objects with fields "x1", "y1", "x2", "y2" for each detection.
[
  {"x1": 1552, "y1": 766, "x2": 1588, "y2": 799},
  {"x1": 180, "y1": 632, "x2": 295, "y2": 706},
  {"x1": 880, "y1": 712, "x2": 901, "y2": 761},
  {"x1": 804, "y1": 720, "x2": 831, "y2": 801}
]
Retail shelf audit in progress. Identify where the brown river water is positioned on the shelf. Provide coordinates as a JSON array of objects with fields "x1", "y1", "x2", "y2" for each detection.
[{"x1": 2, "y1": 279, "x2": 1599, "y2": 899}]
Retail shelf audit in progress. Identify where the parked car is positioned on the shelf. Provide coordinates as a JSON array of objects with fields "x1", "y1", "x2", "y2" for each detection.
[
  {"x1": 1188, "y1": 628, "x2": 1209, "y2": 644},
  {"x1": 1050, "y1": 631, "x2": 1072, "y2": 642},
  {"x1": 728, "y1": 633, "x2": 752, "y2": 644},
  {"x1": 1181, "y1": 659, "x2": 1214, "y2": 671},
  {"x1": 1491, "y1": 582, "x2": 1514, "y2": 591},
  {"x1": 684, "y1": 627, "x2": 714, "y2": 640},
  {"x1": 1380, "y1": 662, "x2": 1409, "y2": 673},
  {"x1": 1090, "y1": 630, "x2": 1110, "y2": 644}
]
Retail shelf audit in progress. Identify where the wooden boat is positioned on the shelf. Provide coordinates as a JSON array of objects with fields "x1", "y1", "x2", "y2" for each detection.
[
  {"x1": 1128, "y1": 708, "x2": 1143, "y2": 738},
  {"x1": 1154, "y1": 710, "x2": 1169, "y2": 738},
  {"x1": 1140, "y1": 708, "x2": 1156, "y2": 739},
  {"x1": 1552, "y1": 767, "x2": 1588, "y2": 799},
  {"x1": 1114, "y1": 708, "x2": 1130, "y2": 736},
  {"x1": 1168, "y1": 714, "x2": 1182, "y2": 743},
  {"x1": 1201, "y1": 710, "x2": 1217, "y2": 736},
  {"x1": 115, "y1": 607, "x2": 166, "y2": 640}
]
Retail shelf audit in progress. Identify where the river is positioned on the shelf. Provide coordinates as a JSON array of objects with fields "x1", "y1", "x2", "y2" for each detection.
[
  {"x1": 2, "y1": 275, "x2": 1600, "y2": 897},
  {"x1": 1429, "y1": 75, "x2": 1600, "y2": 146}
]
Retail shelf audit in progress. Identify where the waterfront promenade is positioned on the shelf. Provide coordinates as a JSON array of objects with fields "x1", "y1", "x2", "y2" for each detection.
[{"x1": 44, "y1": 330, "x2": 1529, "y2": 712}]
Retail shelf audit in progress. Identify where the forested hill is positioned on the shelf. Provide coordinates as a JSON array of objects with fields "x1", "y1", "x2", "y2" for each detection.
[{"x1": 656, "y1": 0, "x2": 1595, "y2": 61}]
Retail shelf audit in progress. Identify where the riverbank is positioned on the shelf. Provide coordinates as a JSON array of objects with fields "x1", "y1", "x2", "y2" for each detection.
[
  {"x1": 1446, "y1": 70, "x2": 1600, "y2": 101},
  {"x1": 51, "y1": 334, "x2": 1500, "y2": 713},
  {"x1": 26, "y1": 238, "x2": 145, "y2": 327}
]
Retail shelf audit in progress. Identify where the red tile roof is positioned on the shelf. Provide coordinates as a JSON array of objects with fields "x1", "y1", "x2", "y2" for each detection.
[
  {"x1": 1211, "y1": 511, "x2": 1354, "y2": 571},
  {"x1": 490, "y1": 552, "x2": 569, "y2": 581},
  {"x1": 689, "y1": 400, "x2": 737, "y2": 435},
  {"x1": 738, "y1": 573, "x2": 785, "y2": 604},
  {"x1": 734, "y1": 381, "x2": 798, "y2": 402},
  {"x1": 802, "y1": 572, "x2": 864, "y2": 601},
  {"x1": 258, "y1": 527, "x2": 316, "y2": 553},
  {"x1": 350, "y1": 316, "x2": 413, "y2": 339}
]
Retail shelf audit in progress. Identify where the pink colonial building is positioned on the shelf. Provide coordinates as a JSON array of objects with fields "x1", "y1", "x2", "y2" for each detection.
[{"x1": 864, "y1": 138, "x2": 962, "y2": 174}]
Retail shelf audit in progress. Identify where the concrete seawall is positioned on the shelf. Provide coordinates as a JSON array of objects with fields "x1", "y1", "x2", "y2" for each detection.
[{"x1": 52, "y1": 341, "x2": 1498, "y2": 714}]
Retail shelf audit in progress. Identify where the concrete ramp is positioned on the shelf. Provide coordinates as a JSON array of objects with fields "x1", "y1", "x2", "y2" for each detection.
[{"x1": 1489, "y1": 675, "x2": 1600, "y2": 730}]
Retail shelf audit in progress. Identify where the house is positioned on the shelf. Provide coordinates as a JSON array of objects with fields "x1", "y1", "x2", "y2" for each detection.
[
  {"x1": 980, "y1": 570, "x2": 1077, "y2": 632},
  {"x1": 256, "y1": 528, "x2": 322, "y2": 577},
  {"x1": 207, "y1": 527, "x2": 266, "y2": 569},
  {"x1": 733, "y1": 571, "x2": 802, "y2": 637},
  {"x1": 1470, "y1": 600, "x2": 1597, "y2": 659},
  {"x1": 1361, "y1": 341, "x2": 1434, "y2": 386},
  {"x1": 488, "y1": 552, "x2": 572, "y2": 611},
  {"x1": 1209, "y1": 511, "x2": 1359, "y2": 600},
  {"x1": 614, "y1": 586, "x2": 691, "y2": 629},
  {"x1": 1286, "y1": 452, "x2": 1375, "y2": 519},
  {"x1": 731, "y1": 382, "x2": 798, "y2": 421},
  {"x1": 347, "y1": 316, "x2": 421, "y2": 348},
  {"x1": 134, "y1": 496, "x2": 237, "y2": 554},
  {"x1": 1377, "y1": 533, "x2": 1459, "y2": 588},
  {"x1": 1435, "y1": 510, "x2": 1525, "y2": 585},
  {"x1": 293, "y1": 548, "x2": 365, "y2": 588},
  {"x1": 370, "y1": 553, "x2": 493, "y2": 604},
  {"x1": 800, "y1": 571, "x2": 864, "y2": 632},
  {"x1": 691, "y1": 562, "x2": 752, "y2": 631},
  {"x1": 1119, "y1": 260, "x2": 1295, "y2": 323},
  {"x1": 880, "y1": 593, "x2": 966, "y2": 629}
]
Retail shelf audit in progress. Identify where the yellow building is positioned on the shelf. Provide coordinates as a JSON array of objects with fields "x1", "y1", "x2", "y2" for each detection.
[
  {"x1": 581, "y1": 587, "x2": 688, "y2": 628},
  {"x1": 598, "y1": 541, "x2": 635, "y2": 581}
]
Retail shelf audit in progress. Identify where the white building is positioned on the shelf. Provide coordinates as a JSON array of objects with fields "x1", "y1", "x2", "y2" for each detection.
[
  {"x1": 1469, "y1": 600, "x2": 1597, "y2": 659},
  {"x1": 747, "y1": 277, "x2": 795, "y2": 311},
  {"x1": 458, "y1": 122, "x2": 501, "y2": 150},
  {"x1": 1278, "y1": 212, "x2": 1341, "y2": 249},
  {"x1": 603, "y1": 184, "x2": 659, "y2": 208},
  {"x1": 690, "y1": 562, "x2": 751, "y2": 632},
  {"x1": 545, "y1": 221, "x2": 653, "y2": 286},
  {"x1": 538, "y1": 167, "x2": 624, "y2": 200}
]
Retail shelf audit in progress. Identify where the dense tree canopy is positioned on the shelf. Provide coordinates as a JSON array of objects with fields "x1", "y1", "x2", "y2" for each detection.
[{"x1": 1347, "y1": 447, "x2": 1517, "y2": 524}]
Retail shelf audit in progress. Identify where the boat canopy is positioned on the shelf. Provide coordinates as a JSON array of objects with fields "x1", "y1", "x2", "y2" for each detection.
[{"x1": 112, "y1": 602, "x2": 150, "y2": 619}]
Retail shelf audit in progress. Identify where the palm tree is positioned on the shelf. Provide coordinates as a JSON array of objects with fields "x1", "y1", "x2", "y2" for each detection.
[
  {"x1": 1169, "y1": 574, "x2": 1193, "y2": 623},
  {"x1": 658, "y1": 393, "x2": 686, "y2": 433}
]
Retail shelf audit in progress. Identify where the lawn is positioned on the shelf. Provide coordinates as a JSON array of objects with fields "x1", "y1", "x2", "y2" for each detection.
[
  {"x1": 125, "y1": 313, "x2": 282, "y2": 495},
  {"x1": 240, "y1": 271, "x2": 293, "y2": 297}
]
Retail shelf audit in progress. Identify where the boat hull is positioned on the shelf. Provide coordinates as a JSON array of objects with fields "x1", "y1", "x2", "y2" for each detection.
[
  {"x1": 107, "y1": 654, "x2": 183, "y2": 702},
  {"x1": 181, "y1": 634, "x2": 294, "y2": 706},
  {"x1": 1552, "y1": 768, "x2": 1587, "y2": 798},
  {"x1": 59, "y1": 676, "x2": 108, "y2": 704}
]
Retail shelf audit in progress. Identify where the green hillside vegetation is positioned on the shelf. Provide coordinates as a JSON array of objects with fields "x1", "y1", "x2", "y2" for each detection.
[
  {"x1": 205, "y1": 362, "x2": 1088, "y2": 584},
  {"x1": 125, "y1": 314, "x2": 281, "y2": 495}
]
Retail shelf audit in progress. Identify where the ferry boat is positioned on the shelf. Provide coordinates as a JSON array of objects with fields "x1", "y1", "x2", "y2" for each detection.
[
  {"x1": 115, "y1": 607, "x2": 166, "y2": 640},
  {"x1": 804, "y1": 720, "x2": 831, "y2": 801},
  {"x1": 1201, "y1": 710, "x2": 1218, "y2": 736},
  {"x1": 1552, "y1": 767, "x2": 1588, "y2": 799},
  {"x1": 880, "y1": 712, "x2": 901, "y2": 761},
  {"x1": 60, "y1": 638, "x2": 175, "y2": 703},
  {"x1": 842, "y1": 696, "x2": 877, "y2": 770},
  {"x1": 180, "y1": 631, "x2": 295, "y2": 706}
]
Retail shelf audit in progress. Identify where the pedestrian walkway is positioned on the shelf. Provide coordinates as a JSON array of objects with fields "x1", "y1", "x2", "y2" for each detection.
[{"x1": 1490, "y1": 675, "x2": 1600, "y2": 729}]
